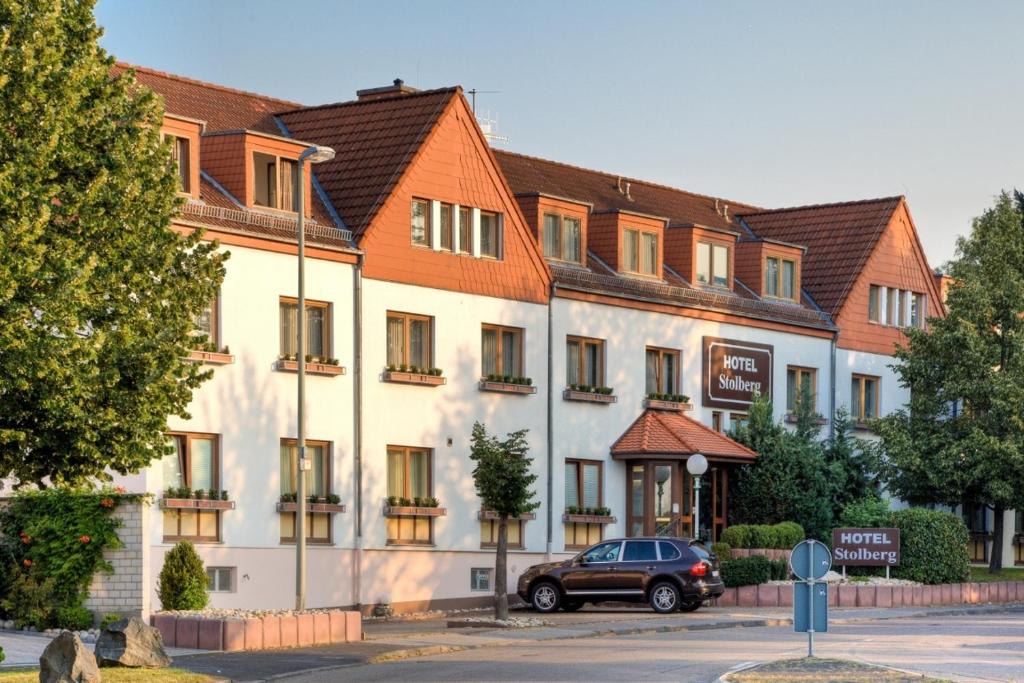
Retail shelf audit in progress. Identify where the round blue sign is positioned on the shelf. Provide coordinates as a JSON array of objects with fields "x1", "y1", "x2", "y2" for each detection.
[{"x1": 790, "y1": 539, "x2": 832, "y2": 581}]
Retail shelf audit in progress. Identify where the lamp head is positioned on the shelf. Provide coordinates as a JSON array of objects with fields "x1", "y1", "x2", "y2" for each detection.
[
  {"x1": 300, "y1": 145, "x2": 336, "y2": 164},
  {"x1": 686, "y1": 453, "x2": 708, "y2": 477}
]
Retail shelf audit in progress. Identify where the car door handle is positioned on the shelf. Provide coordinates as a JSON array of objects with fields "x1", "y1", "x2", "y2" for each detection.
[{"x1": 646, "y1": 566, "x2": 657, "y2": 571}]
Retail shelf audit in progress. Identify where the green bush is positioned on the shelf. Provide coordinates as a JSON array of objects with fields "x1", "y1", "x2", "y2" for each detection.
[
  {"x1": 721, "y1": 556, "x2": 771, "y2": 587},
  {"x1": 773, "y1": 522, "x2": 805, "y2": 548},
  {"x1": 0, "y1": 645, "x2": 5, "y2": 663},
  {"x1": 838, "y1": 497, "x2": 892, "y2": 528},
  {"x1": 100, "y1": 613, "x2": 123, "y2": 629},
  {"x1": 891, "y1": 508, "x2": 969, "y2": 585},
  {"x1": 157, "y1": 541, "x2": 209, "y2": 611},
  {"x1": 720, "y1": 525, "x2": 749, "y2": 549},
  {"x1": 1, "y1": 573, "x2": 55, "y2": 630},
  {"x1": 769, "y1": 557, "x2": 790, "y2": 580},
  {"x1": 749, "y1": 525, "x2": 780, "y2": 549},
  {"x1": 710, "y1": 542, "x2": 732, "y2": 560},
  {"x1": 55, "y1": 605, "x2": 93, "y2": 630}
]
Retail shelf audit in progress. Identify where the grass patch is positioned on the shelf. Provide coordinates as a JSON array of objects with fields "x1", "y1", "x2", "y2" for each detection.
[
  {"x1": 0, "y1": 669, "x2": 215, "y2": 683},
  {"x1": 729, "y1": 657, "x2": 947, "y2": 682},
  {"x1": 968, "y1": 566, "x2": 1024, "y2": 583}
]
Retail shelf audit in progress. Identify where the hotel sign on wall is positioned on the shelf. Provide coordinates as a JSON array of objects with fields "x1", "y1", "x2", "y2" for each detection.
[{"x1": 702, "y1": 337, "x2": 773, "y2": 409}]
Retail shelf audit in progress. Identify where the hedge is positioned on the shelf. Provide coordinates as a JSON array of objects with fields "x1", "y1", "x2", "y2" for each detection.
[
  {"x1": 889, "y1": 508, "x2": 969, "y2": 585},
  {"x1": 710, "y1": 542, "x2": 732, "y2": 560},
  {"x1": 721, "y1": 556, "x2": 771, "y2": 587},
  {"x1": 720, "y1": 522, "x2": 805, "y2": 550}
]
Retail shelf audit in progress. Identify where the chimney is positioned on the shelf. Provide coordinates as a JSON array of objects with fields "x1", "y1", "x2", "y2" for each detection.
[{"x1": 356, "y1": 78, "x2": 421, "y2": 102}]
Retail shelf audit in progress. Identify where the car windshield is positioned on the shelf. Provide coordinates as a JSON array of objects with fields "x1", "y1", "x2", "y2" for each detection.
[
  {"x1": 689, "y1": 542, "x2": 711, "y2": 560},
  {"x1": 581, "y1": 541, "x2": 621, "y2": 563}
]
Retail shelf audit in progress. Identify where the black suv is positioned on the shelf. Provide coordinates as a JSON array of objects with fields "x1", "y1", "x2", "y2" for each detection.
[{"x1": 517, "y1": 537, "x2": 724, "y2": 614}]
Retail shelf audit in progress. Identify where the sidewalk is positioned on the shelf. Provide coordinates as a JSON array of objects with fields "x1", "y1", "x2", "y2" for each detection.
[{"x1": 169, "y1": 603, "x2": 1024, "y2": 682}]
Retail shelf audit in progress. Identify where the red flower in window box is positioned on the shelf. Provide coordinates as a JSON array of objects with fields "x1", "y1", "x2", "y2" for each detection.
[
  {"x1": 79, "y1": 535, "x2": 91, "y2": 543},
  {"x1": 100, "y1": 498, "x2": 115, "y2": 508},
  {"x1": 19, "y1": 532, "x2": 29, "y2": 544},
  {"x1": 22, "y1": 558, "x2": 32, "y2": 568},
  {"x1": 114, "y1": 486, "x2": 126, "y2": 494}
]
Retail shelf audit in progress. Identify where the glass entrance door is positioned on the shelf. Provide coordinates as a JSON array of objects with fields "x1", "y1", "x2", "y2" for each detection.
[
  {"x1": 652, "y1": 464, "x2": 675, "y2": 536},
  {"x1": 626, "y1": 462, "x2": 688, "y2": 537}
]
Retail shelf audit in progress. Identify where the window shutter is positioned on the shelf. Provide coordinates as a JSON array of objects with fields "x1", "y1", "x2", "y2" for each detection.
[{"x1": 190, "y1": 438, "x2": 214, "y2": 491}]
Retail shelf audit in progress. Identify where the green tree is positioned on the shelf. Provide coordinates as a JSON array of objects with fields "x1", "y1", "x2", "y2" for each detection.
[
  {"x1": 730, "y1": 394, "x2": 835, "y2": 540},
  {"x1": 875, "y1": 191, "x2": 1024, "y2": 572},
  {"x1": 469, "y1": 422, "x2": 539, "y2": 620},
  {"x1": 157, "y1": 541, "x2": 208, "y2": 611},
  {"x1": 0, "y1": 0, "x2": 226, "y2": 486},
  {"x1": 824, "y1": 407, "x2": 881, "y2": 520}
]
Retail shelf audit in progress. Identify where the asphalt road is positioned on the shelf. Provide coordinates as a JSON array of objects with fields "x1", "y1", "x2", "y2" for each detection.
[{"x1": 286, "y1": 612, "x2": 1024, "y2": 683}]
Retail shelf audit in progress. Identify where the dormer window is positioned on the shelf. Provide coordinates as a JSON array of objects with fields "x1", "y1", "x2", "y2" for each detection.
[
  {"x1": 542, "y1": 213, "x2": 583, "y2": 263},
  {"x1": 253, "y1": 152, "x2": 298, "y2": 212},
  {"x1": 439, "y1": 203, "x2": 454, "y2": 251},
  {"x1": 765, "y1": 256, "x2": 796, "y2": 300},
  {"x1": 623, "y1": 228, "x2": 658, "y2": 276},
  {"x1": 166, "y1": 135, "x2": 191, "y2": 193},
  {"x1": 696, "y1": 241, "x2": 729, "y2": 287}
]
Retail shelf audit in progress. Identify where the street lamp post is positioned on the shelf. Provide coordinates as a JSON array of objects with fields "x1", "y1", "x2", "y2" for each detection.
[
  {"x1": 686, "y1": 454, "x2": 708, "y2": 542},
  {"x1": 295, "y1": 144, "x2": 335, "y2": 611}
]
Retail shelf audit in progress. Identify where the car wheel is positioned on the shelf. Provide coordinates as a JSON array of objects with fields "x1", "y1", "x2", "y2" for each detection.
[
  {"x1": 678, "y1": 599, "x2": 701, "y2": 613},
  {"x1": 649, "y1": 581, "x2": 680, "y2": 614},
  {"x1": 530, "y1": 581, "x2": 561, "y2": 613},
  {"x1": 561, "y1": 601, "x2": 584, "y2": 612}
]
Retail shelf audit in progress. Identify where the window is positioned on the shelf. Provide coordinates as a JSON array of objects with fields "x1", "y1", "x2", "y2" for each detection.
[
  {"x1": 645, "y1": 347, "x2": 680, "y2": 395},
  {"x1": 566, "y1": 336, "x2": 604, "y2": 387},
  {"x1": 253, "y1": 152, "x2": 298, "y2": 211},
  {"x1": 786, "y1": 366, "x2": 816, "y2": 412},
  {"x1": 481, "y1": 324, "x2": 523, "y2": 377},
  {"x1": 887, "y1": 289, "x2": 899, "y2": 326},
  {"x1": 868, "y1": 285, "x2": 881, "y2": 323},
  {"x1": 386, "y1": 312, "x2": 432, "y2": 369},
  {"x1": 712, "y1": 411, "x2": 723, "y2": 432},
  {"x1": 162, "y1": 433, "x2": 220, "y2": 541},
  {"x1": 765, "y1": 257, "x2": 796, "y2": 300},
  {"x1": 658, "y1": 541, "x2": 681, "y2": 561},
  {"x1": 387, "y1": 446, "x2": 432, "y2": 544},
  {"x1": 458, "y1": 206, "x2": 471, "y2": 253},
  {"x1": 565, "y1": 459, "x2": 603, "y2": 548},
  {"x1": 581, "y1": 541, "x2": 621, "y2": 563},
  {"x1": 729, "y1": 413, "x2": 748, "y2": 432},
  {"x1": 851, "y1": 374, "x2": 879, "y2": 422},
  {"x1": 480, "y1": 519, "x2": 523, "y2": 549},
  {"x1": 166, "y1": 135, "x2": 191, "y2": 193},
  {"x1": 910, "y1": 293, "x2": 926, "y2": 328},
  {"x1": 765, "y1": 257, "x2": 779, "y2": 297},
  {"x1": 782, "y1": 260, "x2": 795, "y2": 299},
  {"x1": 696, "y1": 242, "x2": 729, "y2": 287},
  {"x1": 280, "y1": 440, "x2": 331, "y2": 543},
  {"x1": 193, "y1": 294, "x2": 219, "y2": 348},
  {"x1": 206, "y1": 567, "x2": 235, "y2": 593},
  {"x1": 439, "y1": 203, "x2": 453, "y2": 251},
  {"x1": 543, "y1": 214, "x2": 560, "y2": 258},
  {"x1": 280, "y1": 298, "x2": 330, "y2": 359},
  {"x1": 470, "y1": 568, "x2": 493, "y2": 591},
  {"x1": 623, "y1": 540, "x2": 658, "y2": 562},
  {"x1": 542, "y1": 213, "x2": 583, "y2": 263},
  {"x1": 623, "y1": 229, "x2": 658, "y2": 275},
  {"x1": 411, "y1": 199, "x2": 431, "y2": 247},
  {"x1": 480, "y1": 211, "x2": 500, "y2": 258}
]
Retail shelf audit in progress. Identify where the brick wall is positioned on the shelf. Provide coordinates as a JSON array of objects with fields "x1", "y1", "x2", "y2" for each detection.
[{"x1": 84, "y1": 501, "x2": 151, "y2": 624}]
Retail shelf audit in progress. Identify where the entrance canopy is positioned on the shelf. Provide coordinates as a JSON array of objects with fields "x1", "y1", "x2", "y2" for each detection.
[{"x1": 610, "y1": 409, "x2": 758, "y2": 463}]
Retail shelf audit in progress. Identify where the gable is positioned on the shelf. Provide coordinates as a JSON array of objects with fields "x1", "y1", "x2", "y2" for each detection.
[
  {"x1": 835, "y1": 199, "x2": 944, "y2": 354},
  {"x1": 358, "y1": 94, "x2": 550, "y2": 304}
]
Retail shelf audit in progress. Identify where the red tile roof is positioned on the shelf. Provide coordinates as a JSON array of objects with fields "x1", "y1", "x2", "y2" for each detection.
[
  {"x1": 277, "y1": 88, "x2": 459, "y2": 236},
  {"x1": 114, "y1": 62, "x2": 300, "y2": 134},
  {"x1": 611, "y1": 410, "x2": 758, "y2": 461},
  {"x1": 738, "y1": 197, "x2": 903, "y2": 315}
]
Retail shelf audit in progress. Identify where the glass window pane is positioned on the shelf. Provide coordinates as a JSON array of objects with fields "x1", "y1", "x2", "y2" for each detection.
[
  {"x1": 163, "y1": 437, "x2": 184, "y2": 489},
  {"x1": 280, "y1": 443, "x2": 295, "y2": 494},
  {"x1": 766, "y1": 258, "x2": 779, "y2": 296},
  {"x1": 696, "y1": 243, "x2": 711, "y2": 284},
  {"x1": 458, "y1": 207, "x2": 471, "y2": 253},
  {"x1": 566, "y1": 340, "x2": 580, "y2": 385},
  {"x1": 851, "y1": 378, "x2": 862, "y2": 419},
  {"x1": 543, "y1": 214, "x2": 560, "y2": 257},
  {"x1": 584, "y1": 343, "x2": 600, "y2": 386},
  {"x1": 564, "y1": 463, "x2": 579, "y2": 508},
  {"x1": 279, "y1": 159, "x2": 297, "y2": 211},
  {"x1": 306, "y1": 306, "x2": 325, "y2": 358},
  {"x1": 782, "y1": 260, "x2": 795, "y2": 299},
  {"x1": 631, "y1": 465, "x2": 644, "y2": 518},
  {"x1": 869, "y1": 286, "x2": 879, "y2": 322},
  {"x1": 659, "y1": 541, "x2": 681, "y2": 560},
  {"x1": 480, "y1": 212, "x2": 498, "y2": 257},
  {"x1": 280, "y1": 302, "x2": 297, "y2": 355},
  {"x1": 411, "y1": 200, "x2": 428, "y2": 246},
  {"x1": 507, "y1": 520, "x2": 521, "y2": 546},
  {"x1": 410, "y1": 450, "x2": 429, "y2": 498},
  {"x1": 387, "y1": 316, "x2": 405, "y2": 366},
  {"x1": 194, "y1": 300, "x2": 213, "y2": 339},
  {"x1": 623, "y1": 229, "x2": 638, "y2": 272},
  {"x1": 387, "y1": 449, "x2": 405, "y2": 498},
  {"x1": 642, "y1": 233, "x2": 657, "y2": 275},
  {"x1": 582, "y1": 464, "x2": 600, "y2": 508},
  {"x1": 440, "y1": 204, "x2": 452, "y2": 250},
  {"x1": 712, "y1": 245, "x2": 728, "y2": 286},
  {"x1": 481, "y1": 328, "x2": 498, "y2": 377},
  {"x1": 190, "y1": 438, "x2": 214, "y2": 491},
  {"x1": 865, "y1": 379, "x2": 876, "y2": 418},
  {"x1": 654, "y1": 465, "x2": 671, "y2": 517},
  {"x1": 502, "y1": 330, "x2": 518, "y2": 376},
  {"x1": 563, "y1": 218, "x2": 581, "y2": 262},
  {"x1": 409, "y1": 319, "x2": 428, "y2": 368},
  {"x1": 645, "y1": 349, "x2": 658, "y2": 394},
  {"x1": 198, "y1": 510, "x2": 218, "y2": 537},
  {"x1": 662, "y1": 353, "x2": 676, "y2": 393},
  {"x1": 624, "y1": 541, "x2": 657, "y2": 562},
  {"x1": 786, "y1": 369, "x2": 797, "y2": 410}
]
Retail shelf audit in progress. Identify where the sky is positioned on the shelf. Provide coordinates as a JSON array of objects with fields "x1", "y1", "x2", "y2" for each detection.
[{"x1": 95, "y1": 0, "x2": 1024, "y2": 267}]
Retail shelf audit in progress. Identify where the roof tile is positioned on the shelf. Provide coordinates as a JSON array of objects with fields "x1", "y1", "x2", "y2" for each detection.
[{"x1": 611, "y1": 410, "x2": 757, "y2": 460}]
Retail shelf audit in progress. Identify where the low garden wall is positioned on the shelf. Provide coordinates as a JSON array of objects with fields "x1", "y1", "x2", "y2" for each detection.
[
  {"x1": 151, "y1": 610, "x2": 362, "y2": 651},
  {"x1": 715, "y1": 581, "x2": 1024, "y2": 608},
  {"x1": 83, "y1": 501, "x2": 150, "y2": 623}
]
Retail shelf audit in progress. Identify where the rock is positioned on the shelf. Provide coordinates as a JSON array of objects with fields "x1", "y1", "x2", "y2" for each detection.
[
  {"x1": 94, "y1": 616, "x2": 171, "y2": 668},
  {"x1": 2, "y1": 620, "x2": 12, "y2": 630},
  {"x1": 39, "y1": 631, "x2": 101, "y2": 683}
]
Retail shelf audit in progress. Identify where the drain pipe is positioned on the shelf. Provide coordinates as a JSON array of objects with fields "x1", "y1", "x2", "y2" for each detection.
[
  {"x1": 352, "y1": 254, "x2": 364, "y2": 608},
  {"x1": 545, "y1": 283, "x2": 555, "y2": 561},
  {"x1": 829, "y1": 331, "x2": 837, "y2": 440}
]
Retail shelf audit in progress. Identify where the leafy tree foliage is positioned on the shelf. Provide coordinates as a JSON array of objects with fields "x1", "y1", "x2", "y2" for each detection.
[
  {"x1": 469, "y1": 422, "x2": 539, "y2": 620},
  {"x1": 0, "y1": 0, "x2": 226, "y2": 486},
  {"x1": 157, "y1": 541, "x2": 208, "y2": 611},
  {"x1": 875, "y1": 191, "x2": 1024, "y2": 572}
]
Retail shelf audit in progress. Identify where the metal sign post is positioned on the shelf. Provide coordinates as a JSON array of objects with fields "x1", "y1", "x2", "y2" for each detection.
[{"x1": 790, "y1": 539, "x2": 832, "y2": 657}]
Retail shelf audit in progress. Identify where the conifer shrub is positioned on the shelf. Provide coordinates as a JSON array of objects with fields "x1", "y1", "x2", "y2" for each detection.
[{"x1": 157, "y1": 541, "x2": 209, "y2": 611}]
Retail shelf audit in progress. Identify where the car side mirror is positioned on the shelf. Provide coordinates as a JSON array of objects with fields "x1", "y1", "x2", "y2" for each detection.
[{"x1": 575, "y1": 557, "x2": 587, "y2": 566}]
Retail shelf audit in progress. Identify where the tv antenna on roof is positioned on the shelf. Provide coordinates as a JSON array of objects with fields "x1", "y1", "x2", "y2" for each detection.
[{"x1": 467, "y1": 88, "x2": 499, "y2": 113}]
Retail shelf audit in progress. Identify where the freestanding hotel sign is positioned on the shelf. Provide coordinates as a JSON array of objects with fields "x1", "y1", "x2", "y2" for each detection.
[
  {"x1": 831, "y1": 527, "x2": 901, "y2": 567},
  {"x1": 702, "y1": 337, "x2": 773, "y2": 409}
]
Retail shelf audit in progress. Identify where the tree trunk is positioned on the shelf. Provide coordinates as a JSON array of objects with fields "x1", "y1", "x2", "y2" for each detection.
[
  {"x1": 988, "y1": 504, "x2": 1005, "y2": 574},
  {"x1": 495, "y1": 516, "x2": 509, "y2": 620}
]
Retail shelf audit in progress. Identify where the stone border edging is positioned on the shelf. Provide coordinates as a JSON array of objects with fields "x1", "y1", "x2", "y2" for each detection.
[
  {"x1": 715, "y1": 580, "x2": 1024, "y2": 608},
  {"x1": 151, "y1": 610, "x2": 361, "y2": 651}
]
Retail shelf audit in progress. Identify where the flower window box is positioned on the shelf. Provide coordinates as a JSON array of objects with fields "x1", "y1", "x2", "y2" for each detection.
[
  {"x1": 160, "y1": 498, "x2": 235, "y2": 511},
  {"x1": 562, "y1": 513, "x2": 616, "y2": 525},
  {"x1": 275, "y1": 359, "x2": 346, "y2": 376},
  {"x1": 643, "y1": 398, "x2": 692, "y2": 412},
  {"x1": 384, "y1": 505, "x2": 447, "y2": 517},
  {"x1": 563, "y1": 388, "x2": 616, "y2": 404},
  {"x1": 478, "y1": 509, "x2": 537, "y2": 521},
  {"x1": 276, "y1": 501, "x2": 346, "y2": 514},
  {"x1": 382, "y1": 370, "x2": 446, "y2": 386},
  {"x1": 187, "y1": 349, "x2": 235, "y2": 365},
  {"x1": 479, "y1": 380, "x2": 537, "y2": 395}
]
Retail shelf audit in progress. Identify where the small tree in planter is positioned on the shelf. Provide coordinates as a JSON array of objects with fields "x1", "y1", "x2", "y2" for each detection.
[
  {"x1": 157, "y1": 541, "x2": 209, "y2": 611},
  {"x1": 469, "y1": 422, "x2": 539, "y2": 620}
]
